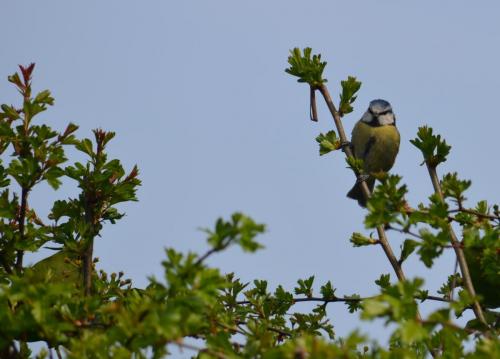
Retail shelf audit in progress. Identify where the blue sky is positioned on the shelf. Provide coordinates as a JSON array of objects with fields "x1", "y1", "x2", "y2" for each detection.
[{"x1": 2, "y1": 0, "x2": 499, "y2": 348}]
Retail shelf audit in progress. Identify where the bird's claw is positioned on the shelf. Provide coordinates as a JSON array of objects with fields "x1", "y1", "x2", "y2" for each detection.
[
  {"x1": 340, "y1": 140, "x2": 352, "y2": 151},
  {"x1": 356, "y1": 174, "x2": 370, "y2": 184}
]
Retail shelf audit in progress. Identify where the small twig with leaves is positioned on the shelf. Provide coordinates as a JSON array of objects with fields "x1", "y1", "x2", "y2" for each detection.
[
  {"x1": 411, "y1": 127, "x2": 488, "y2": 326},
  {"x1": 286, "y1": 48, "x2": 407, "y2": 283}
]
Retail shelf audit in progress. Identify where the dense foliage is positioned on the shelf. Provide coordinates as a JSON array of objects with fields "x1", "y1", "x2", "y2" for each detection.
[{"x1": 0, "y1": 52, "x2": 498, "y2": 358}]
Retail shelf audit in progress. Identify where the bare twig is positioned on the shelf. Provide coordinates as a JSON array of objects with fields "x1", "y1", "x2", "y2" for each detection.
[
  {"x1": 386, "y1": 225, "x2": 423, "y2": 240},
  {"x1": 309, "y1": 86, "x2": 318, "y2": 122},
  {"x1": 425, "y1": 163, "x2": 487, "y2": 325}
]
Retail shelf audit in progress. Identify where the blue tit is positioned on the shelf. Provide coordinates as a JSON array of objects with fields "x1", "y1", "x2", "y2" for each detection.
[{"x1": 347, "y1": 99, "x2": 400, "y2": 207}]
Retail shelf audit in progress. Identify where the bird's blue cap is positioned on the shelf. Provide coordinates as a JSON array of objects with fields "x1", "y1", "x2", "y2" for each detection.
[{"x1": 369, "y1": 99, "x2": 392, "y2": 114}]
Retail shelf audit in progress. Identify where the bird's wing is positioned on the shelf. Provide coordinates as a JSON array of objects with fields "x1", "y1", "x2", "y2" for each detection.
[{"x1": 362, "y1": 136, "x2": 376, "y2": 161}]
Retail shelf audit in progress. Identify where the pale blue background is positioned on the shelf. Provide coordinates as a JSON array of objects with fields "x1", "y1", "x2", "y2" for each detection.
[{"x1": 2, "y1": 0, "x2": 499, "y2": 353}]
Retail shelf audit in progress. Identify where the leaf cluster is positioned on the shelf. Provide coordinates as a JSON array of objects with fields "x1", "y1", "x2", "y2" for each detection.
[
  {"x1": 285, "y1": 48, "x2": 327, "y2": 87},
  {"x1": 410, "y1": 126, "x2": 451, "y2": 167}
]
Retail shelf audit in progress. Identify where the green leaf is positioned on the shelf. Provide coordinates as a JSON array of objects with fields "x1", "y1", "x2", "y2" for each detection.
[
  {"x1": 75, "y1": 138, "x2": 93, "y2": 156},
  {"x1": 345, "y1": 294, "x2": 362, "y2": 313},
  {"x1": 315, "y1": 130, "x2": 340, "y2": 156},
  {"x1": 441, "y1": 172, "x2": 471, "y2": 204},
  {"x1": 399, "y1": 239, "x2": 419, "y2": 264},
  {"x1": 375, "y1": 274, "x2": 391, "y2": 289},
  {"x1": 345, "y1": 156, "x2": 364, "y2": 174},
  {"x1": 320, "y1": 281, "x2": 336, "y2": 300},
  {"x1": 339, "y1": 76, "x2": 362, "y2": 115},
  {"x1": 417, "y1": 229, "x2": 449, "y2": 268},
  {"x1": 34, "y1": 90, "x2": 55, "y2": 106},
  {"x1": 365, "y1": 175, "x2": 408, "y2": 228},
  {"x1": 285, "y1": 47, "x2": 327, "y2": 87},
  {"x1": 295, "y1": 276, "x2": 315, "y2": 298},
  {"x1": 1, "y1": 104, "x2": 20, "y2": 120},
  {"x1": 410, "y1": 126, "x2": 451, "y2": 167},
  {"x1": 350, "y1": 232, "x2": 378, "y2": 247},
  {"x1": 43, "y1": 166, "x2": 64, "y2": 190},
  {"x1": 362, "y1": 299, "x2": 389, "y2": 318},
  {"x1": 399, "y1": 320, "x2": 428, "y2": 344}
]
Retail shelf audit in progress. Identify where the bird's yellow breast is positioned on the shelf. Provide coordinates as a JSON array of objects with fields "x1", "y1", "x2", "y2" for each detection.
[{"x1": 351, "y1": 121, "x2": 400, "y2": 173}]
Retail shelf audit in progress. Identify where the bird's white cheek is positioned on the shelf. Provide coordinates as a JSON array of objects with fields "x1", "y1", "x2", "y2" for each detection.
[
  {"x1": 378, "y1": 114, "x2": 395, "y2": 125},
  {"x1": 361, "y1": 111, "x2": 373, "y2": 123}
]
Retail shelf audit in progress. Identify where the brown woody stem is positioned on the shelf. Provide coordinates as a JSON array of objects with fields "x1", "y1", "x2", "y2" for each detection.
[{"x1": 425, "y1": 163, "x2": 487, "y2": 325}]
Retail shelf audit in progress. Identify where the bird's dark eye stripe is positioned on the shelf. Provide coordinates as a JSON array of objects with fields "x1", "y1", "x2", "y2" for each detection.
[{"x1": 369, "y1": 108, "x2": 392, "y2": 116}]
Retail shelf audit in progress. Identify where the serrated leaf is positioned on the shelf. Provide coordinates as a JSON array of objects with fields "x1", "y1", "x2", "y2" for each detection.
[
  {"x1": 315, "y1": 131, "x2": 340, "y2": 156},
  {"x1": 399, "y1": 239, "x2": 419, "y2": 264}
]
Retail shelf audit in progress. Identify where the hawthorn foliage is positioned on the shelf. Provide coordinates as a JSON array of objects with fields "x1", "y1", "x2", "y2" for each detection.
[{"x1": 0, "y1": 55, "x2": 498, "y2": 358}]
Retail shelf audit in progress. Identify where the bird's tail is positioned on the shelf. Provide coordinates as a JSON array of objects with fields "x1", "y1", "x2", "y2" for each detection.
[{"x1": 347, "y1": 177, "x2": 375, "y2": 207}]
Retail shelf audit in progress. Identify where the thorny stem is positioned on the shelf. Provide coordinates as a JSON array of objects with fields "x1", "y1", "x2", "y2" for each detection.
[
  {"x1": 425, "y1": 163, "x2": 487, "y2": 326},
  {"x1": 317, "y1": 84, "x2": 407, "y2": 283}
]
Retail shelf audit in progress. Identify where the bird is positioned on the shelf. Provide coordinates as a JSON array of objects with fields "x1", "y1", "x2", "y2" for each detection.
[{"x1": 347, "y1": 99, "x2": 400, "y2": 207}]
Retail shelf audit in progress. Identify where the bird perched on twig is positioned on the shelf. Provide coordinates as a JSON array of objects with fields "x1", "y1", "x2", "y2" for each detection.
[{"x1": 347, "y1": 99, "x2": 400, "y2": 207}]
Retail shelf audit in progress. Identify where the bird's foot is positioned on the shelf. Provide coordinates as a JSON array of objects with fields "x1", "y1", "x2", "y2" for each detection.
[
  {"x1": 340, "y1": 140, "x2": 352, "y2": 152},
  {"x1": 356, "y1": 174, "x2": 370, "y2": 184}
]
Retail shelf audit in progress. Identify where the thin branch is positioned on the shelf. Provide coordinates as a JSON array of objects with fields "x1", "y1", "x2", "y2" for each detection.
[
  {"x1": 236, "y1": 320, "x2": 292, "y2": 339},
  {"x1": 216, "y1": 321, "x2": 248, "y2": 336},
  {"x1": 425, "y1": 163, "x2": 487, "y2": 326},
  {"x1": 386, "y1": 225, "x2": 423, "y2": 240},
  {"x1": 194, "y1": 247, "x2": 220, "y2": 267},
  {"x1": 309, "y1": 86, "x2": 318, "y2": 122},
  {"x1": 15, "y1": 187, "x2": 29, "y2": 273},
  {"x1": 195, "y1": 240, "x2": 232, "y2": 267},
  {"x1": 82, "y1": 194, "x2": 97, "y2": 296},
  {"x1": 265, "y1": 325, "x2": 292, "y2": 338},
  {"x1": 236, "y1": 294, "x2": 450, "y2": 306},
  {"x1": 448, "y1": 208, "x2": 500, "y2": 221}
]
